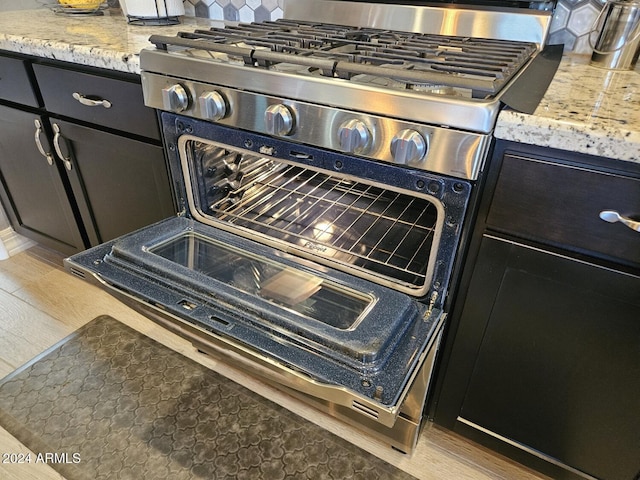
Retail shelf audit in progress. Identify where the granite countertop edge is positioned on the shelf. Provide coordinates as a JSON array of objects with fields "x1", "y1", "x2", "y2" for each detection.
[
  {"x1": 0, "y1": 9, "x2": 224, "y2": 75},
  {"x1": 495, "y1": 53, "x2": 640, "y2": 165},
  {"x1": 495, "y1": 109, "x2": 640, "y2": 164},
  {"x1": 0, "y1": 33, "x2": 141, "y2": 74}
]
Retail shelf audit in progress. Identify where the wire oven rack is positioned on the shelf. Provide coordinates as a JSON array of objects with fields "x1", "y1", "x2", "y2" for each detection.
[{"x1": 193, "y1": 149, "x2": 440, "y2": 290}]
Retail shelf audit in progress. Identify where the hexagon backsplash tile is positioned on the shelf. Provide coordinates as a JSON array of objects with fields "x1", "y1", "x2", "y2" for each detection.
[
  {"x1": 180, "y1": 0, "x2": 606, "y2": 54},
  {"x1": 183, "y1": 0, "x2": 283, "y2": 22},
  {"x1": 548, "y1": 0, "x2": 606, "y2": 53}
]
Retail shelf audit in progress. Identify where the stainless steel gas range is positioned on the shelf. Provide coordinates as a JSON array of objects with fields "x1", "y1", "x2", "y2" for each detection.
[{"x1": 65, "y1": 0, "x2": 556, "y2": 454}]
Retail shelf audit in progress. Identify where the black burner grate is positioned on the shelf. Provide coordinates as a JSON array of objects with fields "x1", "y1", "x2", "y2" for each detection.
[{"x1": 149, "y1": 19, "x2": 538, "y2": 96}]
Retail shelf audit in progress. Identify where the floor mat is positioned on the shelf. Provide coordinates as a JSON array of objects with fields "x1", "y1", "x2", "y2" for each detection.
[{"x1": 0, "y1": 315, "x2": 415, "y2": 479}]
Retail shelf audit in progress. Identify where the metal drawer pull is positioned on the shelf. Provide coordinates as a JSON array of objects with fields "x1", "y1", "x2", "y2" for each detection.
[
  {"x1": 33, "y1": 119, "x2": 54, "y2": 166},
  {"x1": 599, "y1": 210, "x2": 640, "y2": 233},
  {"x1": 52, "y1": 124, "x2": 73, "y2": 172},
  {"x1": 72, "y1": 92, "x2": 112, "y2": 109}
]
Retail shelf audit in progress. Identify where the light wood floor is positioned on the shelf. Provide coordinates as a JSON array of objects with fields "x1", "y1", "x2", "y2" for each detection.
[{"x1": 0, "y1": 244, "x2": 550, "y2": 480}]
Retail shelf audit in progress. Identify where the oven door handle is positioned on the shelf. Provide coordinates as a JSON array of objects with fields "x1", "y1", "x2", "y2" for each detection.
[{"x1": 193, "y1": 334, "x2": 402, "y2": 424}]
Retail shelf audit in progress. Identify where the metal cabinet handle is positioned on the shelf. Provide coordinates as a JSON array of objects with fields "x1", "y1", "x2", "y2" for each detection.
[
  {"x1": 599, "y1": 210, "x2": 640, "y2": 233},
  {"x1": 52, "y1": 124, "x2": 73, "y2": 171},
  {"x1": 34, "y1": 119, "x2": 54, "y2": 166},
  {"x1": 72, "y1": 92, "x2": 112, "y2": 109}
]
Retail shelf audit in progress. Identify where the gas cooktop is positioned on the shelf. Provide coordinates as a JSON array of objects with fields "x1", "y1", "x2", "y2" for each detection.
[
  {"x1": 149, "y1": 20, "x2": 538, "y2": 99},
  {"x1": 140, "y1": 0, "x2": 556, "y2": 137}
]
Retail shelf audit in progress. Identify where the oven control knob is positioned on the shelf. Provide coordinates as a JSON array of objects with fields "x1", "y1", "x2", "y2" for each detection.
[
  {"x1": 265, "y1": 104, "x2": 294, "y2": 136},
  {"x1": 162, "y1": 84, "x2": 190, "y2": 113},
  {"x1": 338, "y1": 119, "x2": 371, "y2": 154},
  {"x1": 199, "y1": 91, "x2": 227, "y2": 121},
  {"x1": 390, "y1": 129, "x2": 428, "y2": 165}
]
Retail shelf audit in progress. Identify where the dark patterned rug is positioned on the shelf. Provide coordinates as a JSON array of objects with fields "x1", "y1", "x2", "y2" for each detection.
[{"x1": 0, "y1": 315, "x2": 415, "y2": 480}]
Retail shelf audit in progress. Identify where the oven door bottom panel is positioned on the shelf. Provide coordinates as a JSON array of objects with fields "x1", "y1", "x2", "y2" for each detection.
[
  {"x1": 65, "y1": 216, "x2": 444, "y2": 428},
  {"x1": 125, "y1": 292, "x2": 445, "y2": 454}
]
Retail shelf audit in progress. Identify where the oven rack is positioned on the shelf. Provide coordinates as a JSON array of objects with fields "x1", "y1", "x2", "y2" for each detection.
[{"x1": 201, "y1": 161, "x2": 439, "y2": 290}]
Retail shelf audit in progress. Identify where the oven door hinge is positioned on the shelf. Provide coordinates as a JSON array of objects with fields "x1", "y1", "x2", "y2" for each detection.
[
  {"x1": 423, "y1": 290, "x2": 439, "y2": 320},
  {"x1": 176, "y1": 206, "x2": 188, "y2": 217}
]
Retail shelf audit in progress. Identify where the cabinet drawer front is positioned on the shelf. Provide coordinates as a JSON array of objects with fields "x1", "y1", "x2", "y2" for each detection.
[
  {"x1": 487, "y1": 154, "x2": 640, "y2": 266},
  {"x1": 32, "y1": 64, "x2": 159, "y2": 140},
  {"x1": 0, "y1": 55, "x2": 40, "y2": 107}
]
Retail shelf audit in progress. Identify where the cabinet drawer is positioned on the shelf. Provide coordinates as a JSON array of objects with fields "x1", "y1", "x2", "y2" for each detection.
[
  {"x1": 487, "y1": 154, "x2": 640, "y2": 266},
  {"x1": 32, "y1": 64, "x2": 160, "y2": 140},
  {"x1": 0, "y1": 55, "x2": 40, "y2": 107}
]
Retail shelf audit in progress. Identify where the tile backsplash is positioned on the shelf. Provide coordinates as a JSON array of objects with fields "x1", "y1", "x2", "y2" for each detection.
[
  {"x1": 181, "y1": 0, "x2": 602, "y2": 53},
  {"x1": 183, "y1": 0, "x2": 284, "y2": 23},
  {"x1": 547, "y1": 0, "x2": 605, "y2": 54}
]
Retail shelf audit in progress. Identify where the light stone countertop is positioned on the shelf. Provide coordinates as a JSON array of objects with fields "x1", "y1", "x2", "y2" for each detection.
[
  {"x1": 0, "y1": 8, "x2": 222, "y2": 74},
  {"x1": 495, "y1": 53, "x2": 640, "y2": 164},
  {"x1": 1, "y1": 9, "x2": 639, "y2": 165}
]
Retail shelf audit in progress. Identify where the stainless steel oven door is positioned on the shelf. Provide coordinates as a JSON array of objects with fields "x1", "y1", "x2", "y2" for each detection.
[{"x1": 66, "y1": 216, "x2": 444, "y2": 430}]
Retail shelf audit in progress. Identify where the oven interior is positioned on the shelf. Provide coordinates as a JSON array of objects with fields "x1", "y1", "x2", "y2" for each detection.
[{"x1": 177, "y1": 128, "x2": 465, "y2": 298}]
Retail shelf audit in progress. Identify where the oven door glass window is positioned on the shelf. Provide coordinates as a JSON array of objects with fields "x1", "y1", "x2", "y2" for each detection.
[{"x1": 150, "y1": 232, "x2": 372, "y2": 330}]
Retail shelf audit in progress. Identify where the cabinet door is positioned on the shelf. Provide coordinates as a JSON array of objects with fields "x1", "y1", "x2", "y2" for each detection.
[
  {"x1": 0, "y1": 105, "x2": 86, "y2": 254},
  {"x1": 459, "y1": 236, "x2": 640, "y2": 480},
  {"x1": 49, "y1": 119, "x2": 175, "y2": 245}
]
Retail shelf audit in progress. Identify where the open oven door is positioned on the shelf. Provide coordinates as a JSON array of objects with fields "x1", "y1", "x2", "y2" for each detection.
[{"x1": 65, "y1": 215, "x2": 446, "y2": 453}]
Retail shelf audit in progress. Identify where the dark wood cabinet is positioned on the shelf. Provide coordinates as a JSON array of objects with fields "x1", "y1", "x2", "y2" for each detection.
[
  {"x1": 52, "y1": 119, "x2": 174, "y2": 245},
  {"x1": 459, "y1": 236, "x2": 640, "y2": 480},
  {"x1": 0, "y1": 55, "x2": 40, "y2": 108},
  {"x1": 0, "y1": 106, "x2": 85, "y2": 254},
  {"x1": 487, "y1": 153, "x2": 640, "y2": 267},
  {"x1": 32, "y1": 63, "x2": 160, "y2": 140},
  {"x1": 434, "y1": 141, "x2": 640, "y2": 480},
  {"x1": 0, "y1": 52, "x2": 175, "y2": 254}
]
